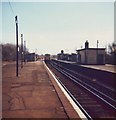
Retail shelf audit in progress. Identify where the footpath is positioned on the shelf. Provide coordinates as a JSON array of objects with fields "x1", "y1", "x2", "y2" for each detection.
[{"x1": 2, "y1": 60, "x2": 80, "y2": 119}]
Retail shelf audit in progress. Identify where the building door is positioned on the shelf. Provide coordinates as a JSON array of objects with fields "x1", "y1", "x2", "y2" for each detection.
[
  {"x1": 77, "y1": 53, "x2": 81, "y2": 63},
  {"x1": 98, "y1": 54, "x2": 104, "y2": 64}
]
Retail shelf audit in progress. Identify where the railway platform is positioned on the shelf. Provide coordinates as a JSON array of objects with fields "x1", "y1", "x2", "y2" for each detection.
[
  {"x1": 55, "y1": 59, "x2": 116, "y2": 73},
  {"x1": 2, "y1": 60, "x2": 80, "y2": 119},
  {"x1": 81, "y1": 64, "x2": 116, "y2": 73}
]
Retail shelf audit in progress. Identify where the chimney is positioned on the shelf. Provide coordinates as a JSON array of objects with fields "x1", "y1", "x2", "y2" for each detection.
[
  {"x1": 61, "y1": 50, "x2": 64, "y2": 54},
  {"x1": 85, "y1": 40, "x2": 89, "y2": 49}
]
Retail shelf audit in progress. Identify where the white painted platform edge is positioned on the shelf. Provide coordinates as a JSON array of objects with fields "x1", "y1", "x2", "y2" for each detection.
[{"x1": 43, "y1": 61, "x2": 88, "y2": 120}]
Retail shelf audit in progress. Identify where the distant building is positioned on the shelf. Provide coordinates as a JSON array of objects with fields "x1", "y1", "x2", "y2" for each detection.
[
  {"x1": 57, "y1": 50, "x2": 77, "y2": 62},
  {"x1": 25, "y1": 53, "x2": 37, "y2": 62},
  {"x1": 76, "y1": 41, "x2": 106, "y2": 65},
  {"x1": 57, "y1": 50, "x2": 65, "y2": 60},
  {"x1": 71, "y1": 53, "x2": 77, "y2": 62}
]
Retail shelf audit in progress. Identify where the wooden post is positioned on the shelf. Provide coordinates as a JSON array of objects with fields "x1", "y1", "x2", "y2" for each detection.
[
  {"x1": 15, "y1": 16, "x2": 19, "y2": 77},
  {"x1": 21, "y1": 34, "x2": 23, "y2": 68},
  {"x1": 97, "y1": 40, "x2": 99, "y2": 64},
  {"x1": 24, "y1": 40, "x2": 26, "y2": 63}
]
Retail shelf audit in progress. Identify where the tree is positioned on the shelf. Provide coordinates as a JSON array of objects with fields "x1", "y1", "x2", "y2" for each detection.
[
  {"x1": 108, "y1": 42, "x2": 116, "y2": 54},
  {"x1": 1, "y1": 43, "x2": 29, "y2": 61},
  {"x1": 106, "y1": 42, "x2": 116, "y2": 65},
  {"x1": 2, "y1": 43, "x2": 16, "y2": 61}
]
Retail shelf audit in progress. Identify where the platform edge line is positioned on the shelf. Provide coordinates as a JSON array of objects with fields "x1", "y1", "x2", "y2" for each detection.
[{"x1": 43, "y1": 61, "x2": 88, "y2": 120}]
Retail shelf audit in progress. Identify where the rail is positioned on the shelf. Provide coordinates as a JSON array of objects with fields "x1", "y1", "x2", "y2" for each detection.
[{"x1": 46, "y1": 60, "x2": 115, "y2": 119}]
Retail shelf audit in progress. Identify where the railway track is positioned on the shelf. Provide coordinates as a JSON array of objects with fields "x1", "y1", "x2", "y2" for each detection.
[{"x1": 45, "y1": 60, "x2": 116, "y2": 119}]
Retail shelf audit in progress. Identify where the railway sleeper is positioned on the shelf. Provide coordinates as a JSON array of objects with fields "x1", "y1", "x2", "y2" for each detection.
[{"x1": 79, "y1": 100, "x2": 97, "y2": 104}]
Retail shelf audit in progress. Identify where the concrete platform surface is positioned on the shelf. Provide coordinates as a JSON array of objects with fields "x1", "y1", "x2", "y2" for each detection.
[
  {"x1": 55, "y1": 60, "x2": 116, "y2": 73},
  {"x1": 81, "y1": 64, "x2": 116, "y2": 73},
  {"x1": 2, "y1": 61, "x2": 80, "y2": 119}
]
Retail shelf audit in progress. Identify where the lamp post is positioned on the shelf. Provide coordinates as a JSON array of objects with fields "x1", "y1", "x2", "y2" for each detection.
[
  {"x1": 21, "y1": 34, "x2": 23, "y2": 68},
  {"x1": 24, "y1": 40, "x2": 26, "y2": 63},
  {"x1": 97, "y1": 40, "x2": 99, "y2": 64},
  {"x1": 15, "y1": 16, "x2": 19, "y2": 77}
]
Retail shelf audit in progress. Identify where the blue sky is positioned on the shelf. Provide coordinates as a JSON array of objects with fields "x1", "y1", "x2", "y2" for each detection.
[{"x1": 1, "y1": 1, "x2": 115, "y2": 54}]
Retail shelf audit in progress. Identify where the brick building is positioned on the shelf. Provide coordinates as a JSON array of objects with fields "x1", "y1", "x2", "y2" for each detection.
[{"x1": 76, "y1": 41, "x2": 106, "y2": 65}]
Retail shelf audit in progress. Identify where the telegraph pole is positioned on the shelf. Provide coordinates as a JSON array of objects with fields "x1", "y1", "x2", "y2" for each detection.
[
  {"x1": 15, "y1": 16, "x2": 19, "y2": 77},
  {"x1": 24, "y1": 40, "x2": 26, "y2": 63},
  {"x1": 21, "y1": 34, "x2": 23, "y2": 68},
  {"x1": 97, "y1": 40, "x2": 99, "y2": 64}
]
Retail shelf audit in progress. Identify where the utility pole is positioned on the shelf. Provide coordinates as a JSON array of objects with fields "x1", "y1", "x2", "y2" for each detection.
[
  {"x1": 21, "y1": 34, "x2": 23, "y2": 68},
  {"x1": 97, "y1": 40, "x2": 99, "y2": 64},
  {"x1": 24, "y1": 40, "x2": 26, "y2": 63},
  {"x1": 15, "y1": 16, "x2": 19, "y2": 77}
]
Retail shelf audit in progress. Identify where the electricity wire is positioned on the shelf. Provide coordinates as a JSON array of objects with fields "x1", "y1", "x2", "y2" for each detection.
[{"x1": 8, "y1": 0, "x2": 15, "y2": 16}]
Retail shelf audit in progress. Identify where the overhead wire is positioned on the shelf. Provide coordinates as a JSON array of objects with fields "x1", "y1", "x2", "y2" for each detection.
[{"x1": 8, "y1": 0, "x2": 15, "y2": 16}]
